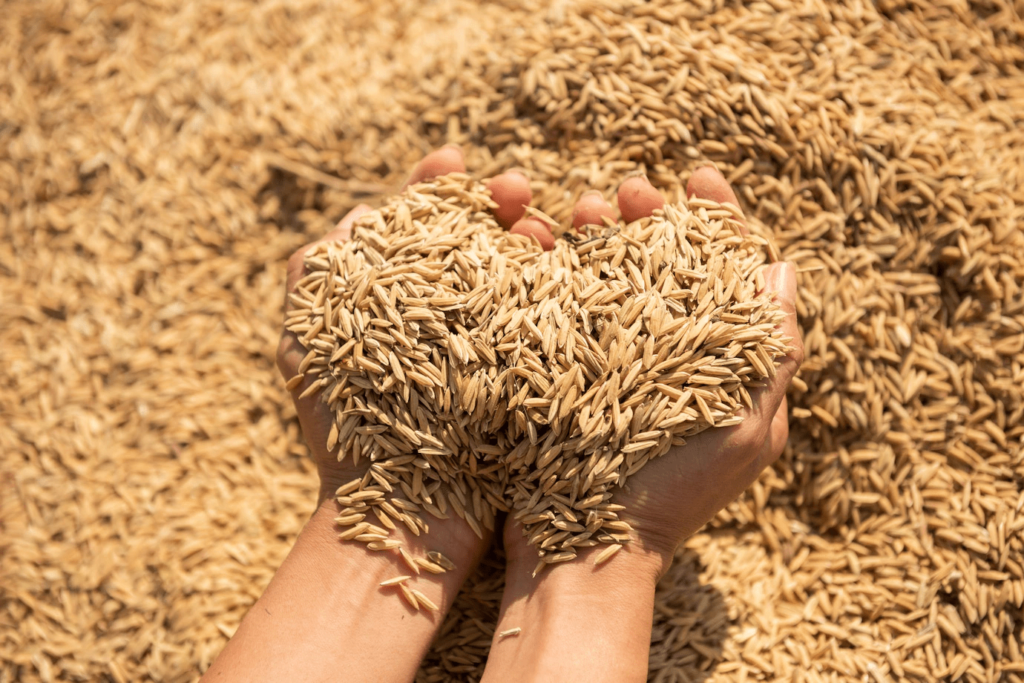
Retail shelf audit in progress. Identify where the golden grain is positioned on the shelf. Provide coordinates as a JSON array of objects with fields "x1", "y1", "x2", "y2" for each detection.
[
  {"x1": 380, "y1": 576, "x2": 413, "y2": 587},
  {"x1": 292, "y1": 177, "x2": 786, "y2": 574},
  {"x1": 4, "y1": 0, "x2": 1023, "y2": 681},
  {"x1": 411, "y1": 589, "x2": 439, "y2": 614},
  {"x1": 593, "y1": 543, "x2": 623, "y2": 566}
]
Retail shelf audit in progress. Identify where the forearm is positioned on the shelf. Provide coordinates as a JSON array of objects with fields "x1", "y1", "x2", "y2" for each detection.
[
  {"x1": 481, "y1": 545, "x2": 661, "y2": 683},
  {"x1": 202, "y1": 498, "x2": 481, "y2": 683}
]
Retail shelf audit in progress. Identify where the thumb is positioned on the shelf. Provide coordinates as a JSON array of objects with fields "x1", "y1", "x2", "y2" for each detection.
[
  {"x1": 323, "y1": 203, "x2": 373, "y2": 244},
  {"x1": 279, "y1": 203, "x2": 373, "y2": 382},
  {"x1": 756, "y1": 262, "x2": 804, "y2": 418}
]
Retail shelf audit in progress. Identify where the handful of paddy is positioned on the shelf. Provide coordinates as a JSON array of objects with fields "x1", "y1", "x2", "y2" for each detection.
[{"x1": 285, "y1": 173, "x2": 788, "y2": 590}]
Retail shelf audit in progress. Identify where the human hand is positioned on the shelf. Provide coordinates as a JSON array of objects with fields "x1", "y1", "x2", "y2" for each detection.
[
  {"x1": 274, "y1": 144, "x2": 557, "y2": 595},
  {"x1": 276, "y1": 145, "x2": 534, "y2": 505},
  {"x1": 502, "y1": 166, "x2": 804, "y2": 575},
  {"x1": 202, "y1": 148, "x2": 543, "y2": 683},
  {"x1": 484, "y1": 168, "x2": 804, "y2": 683}
]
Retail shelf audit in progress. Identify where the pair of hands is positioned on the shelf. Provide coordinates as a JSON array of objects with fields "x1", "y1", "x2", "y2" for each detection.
[
  {"x1": 205, "y1": 147, "x2": 802, "y2": 683},
  {"x1": 276, "y1": 146, "x2": 804, "y2": 582},
  {"x1": 222, "y1": 146, "x2": 805, "y2": 682}
]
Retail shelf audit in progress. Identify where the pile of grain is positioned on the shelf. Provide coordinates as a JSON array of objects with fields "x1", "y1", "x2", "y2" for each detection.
[
  {"x1": 2, "y1": 0, "x2": 1022, "y2": 681},
  {"x1": 287, "y1": 173, "x2": 785, "y2": 571}
]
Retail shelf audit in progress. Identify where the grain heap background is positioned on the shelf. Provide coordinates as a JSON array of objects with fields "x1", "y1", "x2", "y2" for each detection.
[{"x1": 1, "y1": 0, "x2": 1022, "y2": 681}]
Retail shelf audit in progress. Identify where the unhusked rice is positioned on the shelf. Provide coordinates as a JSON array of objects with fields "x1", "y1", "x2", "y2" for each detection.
[
  {"x1": 2, "y1": 0, "x2": 1023, "y2": 681},
  {"x1": 285, "y1": 174, "x2": 786, "y2": 569}
]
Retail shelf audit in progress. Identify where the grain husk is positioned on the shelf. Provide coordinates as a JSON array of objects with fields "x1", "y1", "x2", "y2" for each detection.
[
  {"x1": 2, "y1": 0, "x2": 1023, "y2": 681},
  {"x1": 287, "y1": 174, "x2": 787, "y2": 568}
]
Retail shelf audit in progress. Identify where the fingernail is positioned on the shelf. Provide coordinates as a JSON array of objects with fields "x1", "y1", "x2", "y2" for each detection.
[
  {"x1": 581, "y1": 189, "x2": 603, "y2": 199},
  {"x1": 441, "y1": 143, "x2": 462, "y2": 152}
]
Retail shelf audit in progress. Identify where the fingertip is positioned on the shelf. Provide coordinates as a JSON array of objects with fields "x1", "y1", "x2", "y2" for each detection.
[
  {"x1": 487, "y1": 171, "x2": 532, "y2": 228},
  {"x1": 686, "y1": 166, "x2": 740, "y2": 207},
  {"x1": 617, "y1": 177, "x2": 665, "y2": 224},
  {"x1": 509, "y1": 218, "x2": 556, "y2": 251},
  {"x1": 571, "y1": 192, "x2": 616, "y2": 231},
  {"x1": 405, "y1": 146, "x2": 466, "y2": 187}
]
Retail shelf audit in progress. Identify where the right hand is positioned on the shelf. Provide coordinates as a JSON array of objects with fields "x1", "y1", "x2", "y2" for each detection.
[{"x1": 502, "y1": 168, "x2": 805, "y2": 580}]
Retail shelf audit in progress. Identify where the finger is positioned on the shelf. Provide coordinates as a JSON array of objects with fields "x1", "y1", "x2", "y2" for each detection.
[
  {"x1": 486, "y1": 171, "x2": 532, "y2": 228},
  {"x1": 686, "y1": 166, "x2": 741, "y2": 206},
  {"x1": 404, "y1": 145, "x2": 465, "y2": 188},
  {"x1": 276, "y1": 326, "x2": 307, "y2": 384},
  {"x1": 509, "y1": 218, "x2": 555, "y2": 251},
  {"x1": 571, "y1": 191, "x2": 616, "y2": 232},
  {"x1": 617, "y1": 176, "x2": 665, "y2": 224},
  {"x1": 686, "y1": 166, "x2": 747, "y2": 235}
]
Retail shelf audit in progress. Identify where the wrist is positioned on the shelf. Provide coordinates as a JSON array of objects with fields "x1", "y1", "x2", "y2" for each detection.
[
  {"x1": 503, "y1": 518, "x2": 669, "y2": 582},
  {"x1": 309, "y1": 493, "x2": 486, "y2": 587},
  {"x1": 482, "y1": 542, "x2": 660, "y2": 683},
  {"x1": 204, "y1": 493, "x2": 486, "y2": 683},
  {"x1": 504, "y1": 538, "x2": 663, "y2": 592}
]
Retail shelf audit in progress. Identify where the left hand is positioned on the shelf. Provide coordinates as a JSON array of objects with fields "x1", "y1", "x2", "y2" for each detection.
[
  {"x1": 276, "y1": 145, "x2": 534, "y2": 505},
  {"x1": 202, "y1": 148, "x2": 544, "y2": 683}
]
